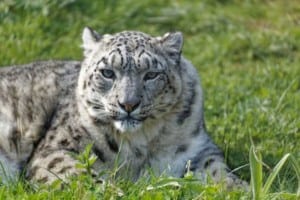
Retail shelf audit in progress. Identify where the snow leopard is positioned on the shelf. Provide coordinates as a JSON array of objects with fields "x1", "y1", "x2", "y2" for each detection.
[{"x1": 0, "y1": 27, "x2": 247, "y2": 188}]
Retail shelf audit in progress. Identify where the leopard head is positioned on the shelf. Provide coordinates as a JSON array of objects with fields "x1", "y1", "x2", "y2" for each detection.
[{"x1": 78, "y1": 27, "x2": 184, "y2": 133}]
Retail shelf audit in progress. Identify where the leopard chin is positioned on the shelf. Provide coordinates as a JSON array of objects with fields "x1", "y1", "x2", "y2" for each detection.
[{"x1": 113, "y1": 118, "x2": 142, "y2": 133}]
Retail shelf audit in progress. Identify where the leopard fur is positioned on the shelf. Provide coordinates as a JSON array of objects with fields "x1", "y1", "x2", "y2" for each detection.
[{"x1": 0, "y1": 28, "x2": 247, "y2": 188}]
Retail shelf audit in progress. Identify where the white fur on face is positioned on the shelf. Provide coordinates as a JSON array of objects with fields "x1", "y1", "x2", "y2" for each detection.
[{"x1": 113, "y1": 119, "x2": 142, "y2": 133}]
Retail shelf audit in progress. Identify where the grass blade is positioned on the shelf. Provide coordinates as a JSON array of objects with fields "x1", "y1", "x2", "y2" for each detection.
[
  {"x1": 262, "y1": 153, "x2": 290, "y2": 195},
  {"x1": 250, "y1": 146, "x2": 263, "y2": 200},
  {"x1": 289, "y1": 155, "x2": 300, "y2": 197}
]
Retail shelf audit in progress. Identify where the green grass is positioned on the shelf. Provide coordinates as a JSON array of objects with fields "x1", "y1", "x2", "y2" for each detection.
[{"x1": 0, "y1": 0, "x2": 299, "y2": 199}]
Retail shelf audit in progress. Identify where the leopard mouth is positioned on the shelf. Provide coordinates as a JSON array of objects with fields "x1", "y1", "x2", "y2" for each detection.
[
  {"x1": 113, "y1": 116, "x2": 143, "y2": 132},
  {"x1": 114, "y1": 115, "x2": 139, "y2": 121}
]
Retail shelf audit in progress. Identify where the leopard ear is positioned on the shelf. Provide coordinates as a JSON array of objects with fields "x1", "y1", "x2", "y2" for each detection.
[
  {"x1": 82, "y1": 27, "x2": 102, "y2": 57},
  {"x1": 159, "y1": 32, "x2": 183, "y2": 59}
]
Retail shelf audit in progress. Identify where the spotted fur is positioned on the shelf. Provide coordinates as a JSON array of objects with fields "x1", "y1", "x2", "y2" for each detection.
[{"x1": 0, "y1": 28, "x2": 247, "y2": 188}]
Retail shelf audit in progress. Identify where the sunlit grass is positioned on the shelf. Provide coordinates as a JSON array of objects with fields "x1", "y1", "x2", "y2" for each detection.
[
  {"x1": 0, "y1": 0, "x2": 299, "y2": 198},
  {"x1": 250, "y1": 145, "x2": 300, "y2": 199}
]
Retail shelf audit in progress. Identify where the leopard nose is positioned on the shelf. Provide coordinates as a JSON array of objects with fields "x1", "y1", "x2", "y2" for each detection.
[{"x1": 118, "y1": 100, "x2": 141, "y2": 113}]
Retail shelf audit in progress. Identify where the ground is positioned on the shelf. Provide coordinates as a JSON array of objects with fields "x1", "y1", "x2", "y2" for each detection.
[{"x1": 0, "y1": 0, "x2": 299, "y2": 199}]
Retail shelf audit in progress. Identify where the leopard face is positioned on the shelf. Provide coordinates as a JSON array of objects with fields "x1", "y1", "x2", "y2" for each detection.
[{"x1": 78, "y1": 28, "x2": 184, "y2": 133}]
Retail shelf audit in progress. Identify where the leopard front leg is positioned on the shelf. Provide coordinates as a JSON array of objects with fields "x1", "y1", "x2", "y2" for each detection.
[
  {"x1": 191, "y1": 156, "x2": 249, "y2": 190},
  {"x1": 26, "y1": 149, "x2": 84, "y2": 184},
  {"x1": 25, "y1": 125, "x2": 93, "y2": 184},
  {"x1": 26, "y1": 146, "x2": 122, "y2": 197},
  {"x1": 187, "y1": 134, "x2": 248, "y2": 189},
  {"x1": 25, "y1": 127, "x2": 108, "y2": 185}
]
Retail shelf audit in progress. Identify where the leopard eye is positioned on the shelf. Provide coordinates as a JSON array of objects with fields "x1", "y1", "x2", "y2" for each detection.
[
  {"x1": 144, "y1": 72, "x2": 160, "y2": 81},
  {"x1": 100, "y1": 69, "x2": 115, "y2": 79}
]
